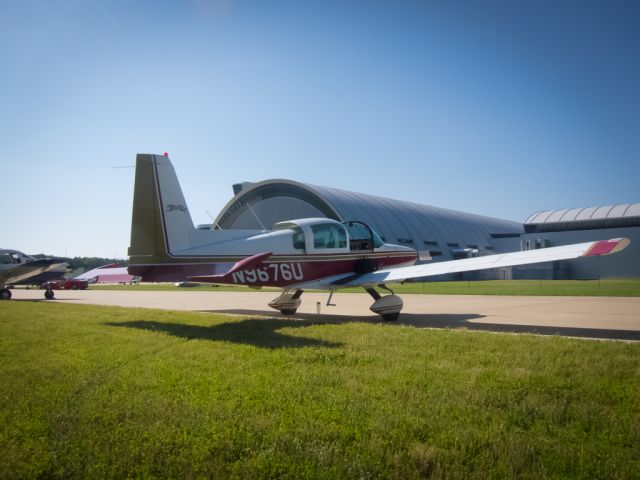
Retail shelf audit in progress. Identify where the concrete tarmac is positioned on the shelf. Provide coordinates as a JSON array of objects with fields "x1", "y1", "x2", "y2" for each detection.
[{"x1": 11, "y1": 288, "x2": 640, "y2": 340}]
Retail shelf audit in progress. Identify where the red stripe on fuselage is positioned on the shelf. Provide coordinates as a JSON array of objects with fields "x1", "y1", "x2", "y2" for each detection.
[{"x1": 129, "y1": 252, "x2": 417, "y2": 287}]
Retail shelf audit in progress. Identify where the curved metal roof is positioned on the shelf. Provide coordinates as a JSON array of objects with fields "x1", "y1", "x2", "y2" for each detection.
[
  {"x1": 525, "y1": 203, "x2": 640, "y2": 224},
  {"x1": 214, "y1": 179, "x2": 523, "y2": 260}
]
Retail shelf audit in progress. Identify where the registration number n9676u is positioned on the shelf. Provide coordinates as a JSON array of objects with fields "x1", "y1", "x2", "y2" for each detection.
[{"x1": 231, "y1": 263, "x2": 304, "y2": 284}]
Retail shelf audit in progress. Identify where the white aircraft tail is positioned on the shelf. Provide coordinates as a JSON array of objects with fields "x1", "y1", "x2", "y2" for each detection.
[{"x1": 129, "y1": 154, "x2": 198, "y2": 261}]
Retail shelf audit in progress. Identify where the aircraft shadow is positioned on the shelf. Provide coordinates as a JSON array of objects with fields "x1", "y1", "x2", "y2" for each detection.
[
  {"x1": 205, "y1": 309, "x2": 640, "y2": 341},
  {"x1": 104, "y1": 318, "x2": 342, "y2": 349},
  {"x1": 12, "y1": 298, "x2": 83, "y2": 302}
]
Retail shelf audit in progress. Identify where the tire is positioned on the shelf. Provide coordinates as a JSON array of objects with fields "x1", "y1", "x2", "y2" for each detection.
[
  {"x1": 281, "y1": 309, "x2": 297, "y2": 315},
  {"x1": 382, "y1": 312, "x2": 400, "y2": 321},
  {"x1": 0, "y1": 289, "x2": 12, "y2": 300},
  {"x1": 44, "y1": 290, "x2": 55, "y2": 300}
]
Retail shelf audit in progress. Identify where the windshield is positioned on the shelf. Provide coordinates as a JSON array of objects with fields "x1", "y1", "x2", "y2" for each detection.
[
  {"x1": 342, "y1": 221, "x2": 384, "y2": 250},
  {"x1": 371, "y1": 230, "x2": 384, "y2": 248}
]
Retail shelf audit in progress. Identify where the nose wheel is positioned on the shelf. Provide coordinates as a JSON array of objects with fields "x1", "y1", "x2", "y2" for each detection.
[{"x1": 0, "y1": 288, "x2": 12, "y2": 300}]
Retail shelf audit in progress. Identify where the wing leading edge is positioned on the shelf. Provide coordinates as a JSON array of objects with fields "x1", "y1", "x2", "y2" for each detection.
[{"x1": 332, "y1": 237, "x2": 630, "y2": 288}]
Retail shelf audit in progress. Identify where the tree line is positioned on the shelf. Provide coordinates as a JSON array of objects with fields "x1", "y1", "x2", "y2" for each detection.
[{"x1": 32, "y1": 255, "x2": 128, "y2": 271}]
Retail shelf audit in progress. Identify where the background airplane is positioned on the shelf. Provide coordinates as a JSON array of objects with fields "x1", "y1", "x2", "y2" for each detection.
[
  {"x1": 74, "y1": 263, "x2": 138, "y2": 284},
  {"x1": 0, "y1": 249, "x2": 67, "y2": 300},
  {"x1": 127, "y1": 154, "x2": 630, "y2": 320}
]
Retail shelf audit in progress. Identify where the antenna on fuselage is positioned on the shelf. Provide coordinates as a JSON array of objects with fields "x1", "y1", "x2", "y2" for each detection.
[{"x1": 247, "y1": 203, "x2": 266, "y2": 231}]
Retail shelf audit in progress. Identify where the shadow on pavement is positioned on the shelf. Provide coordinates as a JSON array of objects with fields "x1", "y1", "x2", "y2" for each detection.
[
  {"x1": 204, "y1": 309, "x2": 640, "y2": 341},
  {"x1": 400, "y1": 313, "x2": 640, "y2": 341},
  {"x1": 12, "y1": 298, "x2": 83, "y2": 302}
]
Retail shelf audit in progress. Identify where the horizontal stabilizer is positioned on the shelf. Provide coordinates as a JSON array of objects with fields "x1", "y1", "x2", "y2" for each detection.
[{"x1": 188, "y1": 252, "x2": 272, "y2": 283}]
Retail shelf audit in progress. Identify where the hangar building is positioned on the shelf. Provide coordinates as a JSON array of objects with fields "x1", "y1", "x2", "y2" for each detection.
[
  {"x1": 517, "y1": 204, "x2": 640, "y2": 279},
  {"x1": 212, "y1": 180, "x2": 639, "y2": 280}
]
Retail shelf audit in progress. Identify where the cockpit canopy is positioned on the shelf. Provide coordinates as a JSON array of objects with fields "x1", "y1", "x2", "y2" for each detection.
[
  {"x1": 0, "y1": 250, "x2": 30, "y2": 265},
  {"x1": 273, "y1": 218, "x2": 384, "y2": 253},
  {"x1": 343, "y1": 221, "x2": 385, "y2": 250}
]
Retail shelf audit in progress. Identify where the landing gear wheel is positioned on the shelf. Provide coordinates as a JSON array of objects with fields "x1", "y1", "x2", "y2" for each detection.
[
  {"x1": 44, "y1": 289, "x2": 55, "y2": 300},
  {"x1": 269, "y1": 290, "x2": 303, "y2": 315},
  {"x1": 382, "y1": 312, "x2": 400, "y2": 322},
  {"x1": 0, "y1": 288, "x2": 12, "y2": 300}
]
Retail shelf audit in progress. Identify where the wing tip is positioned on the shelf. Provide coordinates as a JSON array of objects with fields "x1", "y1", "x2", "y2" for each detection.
[{"x1": 583, "y1": 238, "x2": 630, "y2": 257}]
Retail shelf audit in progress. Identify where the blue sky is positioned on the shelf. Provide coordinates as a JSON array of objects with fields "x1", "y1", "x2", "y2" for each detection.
[{"x1": 1, "y1": 0, "x2": 638, "y2": 258}]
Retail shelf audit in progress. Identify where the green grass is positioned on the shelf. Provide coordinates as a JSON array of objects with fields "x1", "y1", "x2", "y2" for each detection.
[
  {"x1": 89, "y1": 279, "x2": 640, "y2": 296},
  {"x1": 1, "y1": 302, "x2": 639, "y2": 478}
]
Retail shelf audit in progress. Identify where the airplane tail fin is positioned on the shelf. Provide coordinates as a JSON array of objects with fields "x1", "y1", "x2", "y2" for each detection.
[{"x1": 128, "y1": 154, "x2": 197, "y2": 263}]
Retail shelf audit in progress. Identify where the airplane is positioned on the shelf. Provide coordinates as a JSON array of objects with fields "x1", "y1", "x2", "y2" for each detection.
[
  {"x1": 74, "y1": 263, "x2": 138, "y2": 284},
  {"x1": 0, "y1": 249, "x2": 67, "y2": 300},
  {"x1": 127, "y1": 154, "x2": 630, "y2": 321}
]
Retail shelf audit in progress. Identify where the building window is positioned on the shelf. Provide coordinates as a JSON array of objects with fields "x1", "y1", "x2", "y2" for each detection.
[
  {"x1": 397, "y1": 238, "x2": 414, "y2": 244},
  {"x1": 446, "y1": 242, "x2": 459, "y2": 247},
  {"x1": 424, "y1": 240, "x2": 438, "y2": 246}
]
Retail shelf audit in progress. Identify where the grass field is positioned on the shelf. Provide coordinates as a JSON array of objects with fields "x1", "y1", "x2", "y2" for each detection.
[
  {"x1": 89, "y1": 279, "x2": 640, "y2": 296},
  {"x1": 1, "y1": 302, "x2": 638, "y2": 478}
]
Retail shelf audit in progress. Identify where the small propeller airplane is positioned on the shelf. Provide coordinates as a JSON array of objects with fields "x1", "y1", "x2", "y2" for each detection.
[
  {"x1": 127, "y1": 154, "x2": 630, "y2": 320},
  {"x1": 0, "y1": 249, "x2": 67, "y2": 300}
]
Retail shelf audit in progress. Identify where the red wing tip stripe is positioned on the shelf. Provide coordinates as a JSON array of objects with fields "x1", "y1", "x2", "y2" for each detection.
[{"x1": 584, "y1": 238, "x2": 629, "y2": 257}]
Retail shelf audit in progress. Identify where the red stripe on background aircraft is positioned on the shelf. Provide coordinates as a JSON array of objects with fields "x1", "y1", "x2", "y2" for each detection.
[{"x1": 127, "y1": 154, "x2": 630, "y2": 320}]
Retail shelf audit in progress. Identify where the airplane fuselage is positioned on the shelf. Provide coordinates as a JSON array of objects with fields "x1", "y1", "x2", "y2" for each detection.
[
  {"x1": 129, "y1": 248, "x2": 417, "y2": 288},
  {"x1": 128, "y1": 217, "x2": 418, "y2": 287}
]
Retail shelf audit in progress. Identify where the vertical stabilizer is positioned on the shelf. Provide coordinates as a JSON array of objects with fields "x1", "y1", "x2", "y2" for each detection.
[{"x1": 129, "y1": 154, "x2": 197, "y2": 262}]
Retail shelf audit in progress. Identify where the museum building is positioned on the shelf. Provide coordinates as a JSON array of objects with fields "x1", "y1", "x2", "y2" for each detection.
[{"x1": 211, "y1": 179, "x2": 639, "y2": 280}]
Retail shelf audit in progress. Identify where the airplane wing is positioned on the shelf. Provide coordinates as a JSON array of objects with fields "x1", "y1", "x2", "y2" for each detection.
[
  {"x1": 296, "y1": 238, "x2": 630, "y2": 289},
  {"x1": 75, "y1": 264, "x2": 133, "y2": 283},
  {"x1": 0, "y1": 259, "x2": 67, "y2": 286}
]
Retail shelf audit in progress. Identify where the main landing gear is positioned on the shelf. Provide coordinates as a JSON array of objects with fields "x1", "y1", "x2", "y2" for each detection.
[
  {"x1": 268, "y1": 286, "x2": 403, "y2": 322},
  {"x1": 268, "y1": 289, "x2": 304, "y2": 315},
  {"x1": 0, "y1": 286, "x2": 55, "y2": 300},
  {"x1": 44, "y1": 287, "x2": 55, "y2": 300},
  {"x1": 366, "y1": 285, "x2": 403, "y2": 321}
]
